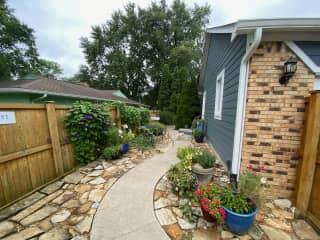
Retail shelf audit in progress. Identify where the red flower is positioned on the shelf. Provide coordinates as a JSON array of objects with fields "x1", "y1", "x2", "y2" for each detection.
[
  {"x1": 247, "y1": 164, "x2": 253, "y2": 170},
  {"x1": 196, "y1": 189, "x2": 203, "y2": 197},
  {"x1": 209, "y1": 209, "x2": 216, "y2": 215},
  {"x1": 215, "y1": 199, "x2": 220, "y2": 205},
  {"x1": 253, "y1": 172, "x2": 257, "y2": 176}
]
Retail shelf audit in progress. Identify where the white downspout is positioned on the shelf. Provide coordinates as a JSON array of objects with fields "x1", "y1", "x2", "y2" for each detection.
[{"x1": 231, "y1": 27, "x2": 263, "y2": 177}]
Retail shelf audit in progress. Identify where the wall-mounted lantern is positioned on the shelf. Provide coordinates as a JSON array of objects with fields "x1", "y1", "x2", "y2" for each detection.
[{"x1": 279, "y1": 56, "x2": 298, "y2": 85}]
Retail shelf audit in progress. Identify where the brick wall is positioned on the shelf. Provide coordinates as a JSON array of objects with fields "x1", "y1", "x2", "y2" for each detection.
[{"x1": 240, "y1": 42, "x2": 315, "y2": 199}]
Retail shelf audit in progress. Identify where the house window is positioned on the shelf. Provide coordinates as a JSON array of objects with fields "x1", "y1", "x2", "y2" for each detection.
[
  {"x1": 201, "y1": 91, "x2": 206, "y2": 119},
  {"x1": 214, "y1": 69, "x2": 225, "y2": 120}
]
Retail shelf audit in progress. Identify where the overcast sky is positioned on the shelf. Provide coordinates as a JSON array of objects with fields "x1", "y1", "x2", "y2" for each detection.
[{"x1": 7, "y1": 0, "x2": 320, "y2": 77}]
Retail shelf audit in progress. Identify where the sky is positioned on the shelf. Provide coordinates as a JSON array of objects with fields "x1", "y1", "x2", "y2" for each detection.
[{"x1": 7, "y1": 0, "x2": 320, "y2": 77}]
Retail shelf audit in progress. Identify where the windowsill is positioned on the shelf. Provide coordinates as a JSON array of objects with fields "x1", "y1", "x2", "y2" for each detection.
[{"x1": 214, "y1": 114, "x2": 222, "y2": 120}]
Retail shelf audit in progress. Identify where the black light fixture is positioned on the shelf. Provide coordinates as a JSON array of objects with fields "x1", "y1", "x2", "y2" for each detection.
[{"x1": 279, "y1": 56, "x2": 298, "y2": 85}]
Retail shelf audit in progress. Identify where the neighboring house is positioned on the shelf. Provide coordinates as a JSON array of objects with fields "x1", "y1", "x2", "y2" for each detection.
[
  {"x1": 199, "y1": 18, "x2": 320, "y2": 199},
  {"x1": 0, "y1": 77, "x2": 141, "y2": 106}
]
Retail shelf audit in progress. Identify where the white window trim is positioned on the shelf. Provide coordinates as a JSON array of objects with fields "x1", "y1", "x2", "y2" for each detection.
[
  {"x1": 214, "y1": 69, "x2": 225, "y2": 120},
  {"x1": 201, "y1": 91, "x2": 206, "y2": 119}
]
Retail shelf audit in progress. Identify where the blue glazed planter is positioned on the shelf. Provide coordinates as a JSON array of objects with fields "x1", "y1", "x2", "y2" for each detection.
[
  {"x1": 196, "y1": 122, "x2": 205, "y2": 132},
  {"x1": 121, "y1": 143, "x2": 129, "y2": 154},
  {"x1": 223, "y1": 205, "x2": 258, "y2": 235}
]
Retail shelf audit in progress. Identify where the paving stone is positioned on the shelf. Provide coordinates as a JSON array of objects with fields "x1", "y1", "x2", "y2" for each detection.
[
  {"x1": 172, "y1": 207, "x2": 183, "y2": 218},
  {"x1": 248, "y1": 224, "x2": 264, "y2": 240},
  {"x1": 21, "y1": 206, "x2": 58, "y2": 226},
  {"x1": 51, "y1": 209, "x2": 71, "y2": 223},
  {"x1": 264, "y1": 218, "x2": 292, "y2": 232},
  {"x1": 79, "y1": 192, "x2": 89, "y2": 204},
  {"x1": 94, "y1": 165, "x2": 104, "y2": 170},
  {"x1": 78, "y1": 202, "x2": 91, "y2": 214},
  {"x1": 193, "y1": 228, "x2": 220, "y2": 240},
  {"x1": 239, "y1": 235, "x2": 252, "y2": 240},
  {"x1": 62, "y1": 199, "x2": 80, "y2": 208},
  {"x1": 91, "y1": 202, "x2": 99, "y2": 209},
  {"x1": 292, "y1": 220, "x2": 320, "y2": 240},
  {"x1": 271, "y1": 209, "x2": 294, "y2": 220},
  {"x1": 89, "y1": 177, "x2": 106, "y2": 185},
  {"x1": 52, "y1": 191, "x2": 75, "y2": 205},
  {"x1": 155, "y1": 208, "x2": 177, "y2": 225},
  {"x1": 163, "y1": 223, "x2": 183, "y2": 240},
  {"x1": 105, "y1": 166, "x2": 118, "y2": 173},
  {"x1": 260, "y1": 224, "x2": 292, "y2": 240},
  {"x1": 80, "y1": 176, "x2": 94, "y2": 184},
  {"x1": 197, "y1": 218, "x2": 215, "y2": 229},
  {"x1": 88, "y1": 189, "x2": 106, "y2": 202},
  {"x1": 167, "y1": 192, "x2": 179, "y2": 202},
  {"x1": 88, "y1": 170, "x2": 103, "y2": 177},
  {"x1": 177, "y1": 217, "x2": 196, "y2": 230},
  {"x1": 3, "y1": 227, "x2": 43, "y2": 240},
  {"x1": 68, "y1": 215, "x2": 84, "y2": 226},
  {"x1": 113, "y1": 158, "x2": 130, "y2": 165},
  {"x1": 155, "y1": 197, "x2": 172, "y2": 209},
  {"x1": 273, "y1": 199, "x2": 292, "y2": 209},
  {"x1": 104, "y1": 177, "x2": 117, "y2": 191},
  {"x1": 88, "y1": 208, "x2": 97, "y2": 215},
  {"x1": 221, "y1": 230, "x2": 234, "y2": 239},
  {"x1": 154, "y1": 190, "x2": 166, "y2": 201},
  {"x1": 102, "y1": 161, "x2": 112, "y2": 169},
  {"x1": 265, "y1": 202, "x2": 275, "y2": 209},
  {"x1": 40, "y1": 181, "x2": 64, "y2": 195},
  {"x1": 75, "y1": 215, "x2": 93, "y2": 234},
  {"x1": 38, "y1": 217, "x2": 53, "y2": 231},
  {"x1": 192, "y1": 207, "x2": 202, "y2": 217},
  {"x1": 71, "y1": 236, "x2": 88, "y2": 240},
  {"x1": 0, "y1": 192, "x2": 45, "y2": 221},
  {"x1": 39, "y1": 227, "x2": 71, "y2": 240},
  {"x1": 63, "y1": 172, "x2": 84, "y2": 184},
  {"x1": 74, "y1": 184, "x2": 92, "y2": 194},
  {"x1": 0, "y1": 221, "x2": 16, "y2": 238}
]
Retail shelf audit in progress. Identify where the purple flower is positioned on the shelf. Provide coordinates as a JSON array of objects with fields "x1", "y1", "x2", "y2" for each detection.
[
  {"x1": 82, "y1": 125, "x2": 87, "y2": 129},
  {"x1": 81, "y1": 114, "x2": 93, "y2": 121}
]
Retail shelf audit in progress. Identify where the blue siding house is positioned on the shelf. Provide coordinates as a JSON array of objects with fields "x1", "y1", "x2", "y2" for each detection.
[{"x1": 199, "y1": 18, "x2": 320, "y2": 198}]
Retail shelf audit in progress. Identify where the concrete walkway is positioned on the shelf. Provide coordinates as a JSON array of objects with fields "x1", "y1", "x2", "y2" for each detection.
[{"x1": 91, "y1": 130, "x2": 190, "y2": 240}]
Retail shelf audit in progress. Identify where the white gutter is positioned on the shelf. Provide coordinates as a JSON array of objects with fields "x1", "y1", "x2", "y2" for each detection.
[
  {"x1": 0, "y1": 88, "x2": 145, "y2": 107},
  {"x1": 231, "y1": 27, "x2": 263, "y2": 177}
]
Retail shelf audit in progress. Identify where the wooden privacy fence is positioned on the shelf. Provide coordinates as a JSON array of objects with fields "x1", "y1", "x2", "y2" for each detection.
[
  {"x1": 0, "y1": 102, "x2": 121, "y2": 208},
  {"x1": 295, "y1": 91, "x2": 320, "y2": 228}
]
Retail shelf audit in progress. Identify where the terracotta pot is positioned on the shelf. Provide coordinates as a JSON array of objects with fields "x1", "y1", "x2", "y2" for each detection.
[{"x1": 200, "y1": 202, "x2": 217, "y2": 223}]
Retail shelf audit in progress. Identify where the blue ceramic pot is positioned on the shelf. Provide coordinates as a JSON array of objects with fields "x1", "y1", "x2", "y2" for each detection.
[
  {"x1": 195, "y1": 135, "x2": 204, "y2": 143},
  {"x1": 121, "y1": 143, "x2": 129, "y2": 154},
  {"x1": 223, "y1": 205, "x2": 258, "y2": 235},
  {"x1": 196, "y1": 122, "x2": 205, "y2": 132}
]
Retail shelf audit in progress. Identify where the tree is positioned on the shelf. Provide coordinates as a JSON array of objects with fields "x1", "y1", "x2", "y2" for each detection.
[
  {"x1": 0, "y1": 0, "x2": 39, "y2": 81},
  {"x1": 158, "y1": 64, "x2": 172, "y2": 110},
  {"x1": 80, "y1": 0, "x2": 210, "y2": 103},
  {"x1": 67, "y1": 65, "x2": 90, "y2": 83},
  {"x1": 175, "y1": 78, "x2": 200, "y2": 128},
  {"x1": 34, "y1": 58, "x2": 63, "y2": 79}
]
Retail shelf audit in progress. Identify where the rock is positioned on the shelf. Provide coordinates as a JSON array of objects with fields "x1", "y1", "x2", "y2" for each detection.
[
  {"x1": 105, "y1": 166, "x2": 118, "y2": 174},
  {"x1": 80, "y1": 176, "x2": 94, "y2": 184},
  {"x1": 163, "y1": 223, "x2": 183, "y2": 240},
  {"x1": 38, "y1": 217, "x2": 53, "y2": 231},
  {"x1": 193, "y1": 228, "x2": 220, "y2": 240},
  {"x1": 239, "y1": 235, "x2": 252, "y2": 240},
  {"x1": 113, "y1": 158, "x2": 130, "y2": 165},
  {"x1": 255, "y1": 213, "x2": 264, "y2": 223},
  {"x1": 155, "y1": 197, "x2": 172, "y2": 209},
  {"x1": 155, "y1": 208, "x2": 177, "y2": 225},
  {"x1": 75, "y1": 215, "x2": 93, "y2": 234},
  {"x1": 51, "y1": 209, "x2": 71, "y2": 223},
  {"x1": 40, "y1": 181, "x2": 64, "y2": 195},
  {"x1": 62, "y1": 199, "x2": 80, "y2": 209},
  {"x1": 68, "y1": 215, "x2": 84, "y2": 226},
  {"x1": 156, "y1": 181, "x2": 167, "y2": 191},
  {"x1": 79, "y1": 192, "x2": 89, "y2": 204},
  {"x1": 39, "y1": 227, "x2": 71, "y2": 240},
  {"x1": 88, "y1": 170, "x2": 103, "y2": 177},
  {"x1": 94, "y1": 165, "x2": 104, "y2": 170},
  {"x1": 265, "y1": 202, "x2": 275, "y2": 209},
  {"x1": 264, "y1": 218, "x2": 293, "y2": 232},
  {"x1": 88, "y1": 208, "x2": 97, "y2": 215},
  {"x1": 260, "y1": 225, "x2": 292, "y2": 240},
  {"x1": 71, "y1": 236, "x2": 88, "y2": 240},
  {"x1": 2, "y1": 227, "x2": 43, "y2": 240},
  {"x1": 74, "y1": 184, "x2": 92, "y2": 194},
  {"x1": 0, "y1": 192, "x2": 46, "y2": 221},
  {"x1": 192, "y1": 207, "x2": 202, "y2": 217},
  {"x1": 177, "y1": 217, "x2": 196, "y2": 230},
  {"x1": 104, "y1": 177, "x2": 117, "y2": 190},
  {"x1": 89, "y1": 177, "x2": 106, "y2": 185},
  {"x1": 271, "y1": 209, "x2": 294, "y2": 220},
  {"x1": 172, "y1": 207, "x2": 183, "y2": 218},
  {"x1": 63, "y1": 172, "x2": 84, "y2": 184},
  {"x1": 52, "y1": 191, "x2": 75, "y2": 205},
  {"x1": 221, "y1": 230, "x2": 234, "y2": 239},
  {"x1": 21, "y1": 206, "x2": 58, "y2": 226},
  {"x1": 154, "y1": 190, "x2": 166, "y2": 201},
  {"x1": 274, "y1": 199, "x2": 292, "y2": 209},
  {"x1": 102, "y1": 161, "x2": 112, "y2": 169},
  {"x1": 91, "y1": 202, "x2": 99, "y2": 209},
  {"x1": 88, "y1": 189, "x2": 106, "y2": 202},
  {"x1": 197, "y1": 218, "x2": 215, "y2": 229},
  {"x1": 292, "y1": 220, "x2": 320, "y2": 240},
  {"x1": 167, "y1": 192, "x2": 179, "y2": 202},
  {"x1": 78, "y1": 202, "x2": 92, "y2": 214},
  {"x1": 248, "y1": 224, "x2": 264, "y2": 240},
  {"x1": 0, "y1": 221, "x2": 15, "y2": 238}
]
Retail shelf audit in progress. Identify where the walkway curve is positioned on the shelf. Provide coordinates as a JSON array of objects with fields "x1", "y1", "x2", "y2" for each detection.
[{"x1": 91, "y1": 130, "x2": 190, "y2": 240}]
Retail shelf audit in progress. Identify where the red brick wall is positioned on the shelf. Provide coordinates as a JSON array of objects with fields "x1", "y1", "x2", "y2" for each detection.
[{"x1": 240, "y1": 42, "x2": 315, "y2": 199}]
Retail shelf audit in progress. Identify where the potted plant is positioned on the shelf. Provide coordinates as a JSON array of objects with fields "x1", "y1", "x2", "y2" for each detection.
[
  {"x1": 121, "y1": 130, "x2": 134, "y2": 154},
  {"x1": 194, "y1": 182, "x2": 226, "y2": 222},
  {"x1": 191, "y1": 150, "x2": 216, "y2": 184},
  {"x1": 193, "y1": 129, "x2": 204, "y2": 143},
  {"x1": 220, "y1": 165, "x2": 265, "y2": 235},
  {"x1": 196, "y1": 119, "x2": 205, "y2": 132}
]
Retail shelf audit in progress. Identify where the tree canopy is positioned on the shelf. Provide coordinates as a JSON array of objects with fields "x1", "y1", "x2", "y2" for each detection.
[{"x1": 79, "y1": 0, "x2": 211, "y2": 106}]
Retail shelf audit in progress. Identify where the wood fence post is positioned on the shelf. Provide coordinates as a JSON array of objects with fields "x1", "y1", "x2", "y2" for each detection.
[
  {"x1": 296, "y1": 92, "x2": 320, "y2": 214},
  {"x1": 116, "y1": 106, "x2": 121, "y2": 128},
  {"x1": 46, "y1": 101, "x2": 64, "y2": 176}
]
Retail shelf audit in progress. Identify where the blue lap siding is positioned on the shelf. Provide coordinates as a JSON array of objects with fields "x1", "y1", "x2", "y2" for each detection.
[{"x1": 202, "y1": 33, "x2": 246, "y2": 169}]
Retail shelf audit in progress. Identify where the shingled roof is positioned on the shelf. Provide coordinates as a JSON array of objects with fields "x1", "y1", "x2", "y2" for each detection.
[{"x1": 0, "y1": 77, "x2": 141, "y2": 105}]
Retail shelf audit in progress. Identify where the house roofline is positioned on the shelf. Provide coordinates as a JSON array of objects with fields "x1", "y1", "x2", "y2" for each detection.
[{"x1": 0, "y1": 88, "x2": 147, "y2": 107}]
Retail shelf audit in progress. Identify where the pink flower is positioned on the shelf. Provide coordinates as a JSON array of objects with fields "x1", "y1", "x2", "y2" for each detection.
[
  {"x1": 259, "y1": 165, "x2": 264, "y2": 171},
  {"x1": 253, "y1": 172, "x2": 257, "y2": 176},
  {"x1": 209, "y1": 209, "x2": 216, "y2": 215},
  {"x1": 247, "y1": 164, "x2": 253, "y2": 170}
]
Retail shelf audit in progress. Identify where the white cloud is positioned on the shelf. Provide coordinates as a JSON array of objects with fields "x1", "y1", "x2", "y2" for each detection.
[{"x1": 7, "y1": 0, "x2": 320, "y2": 77}]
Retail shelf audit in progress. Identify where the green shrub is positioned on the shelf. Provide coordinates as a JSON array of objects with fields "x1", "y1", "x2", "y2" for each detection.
[
  {"x1": 65, "y1": 101, "x2": 111, "y2": 164},
  {"x1": 131, "y1": 129, "x2": 155, "y2": 151},
  {"x1": 193, "y1": 129, "x2": 204, "y2": 138},
  {"x1": 106, "y1": 127, "x2": 121, "y2": 146},
  {"x1": 160, "y1": 111, "x2": 175, "y2": 125},
  {"x1": 193, "y1": 150, "x2": 216, "y2": 169},
  {"x1": 139, "y1": 107, "x2": 150, "y2": 126},
  {"x1": 103, "y1": 144, "x2": 122, "y2": 160},
  {"x1": 145, "y1": 121, "x2": 165, "y2": 136}
]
